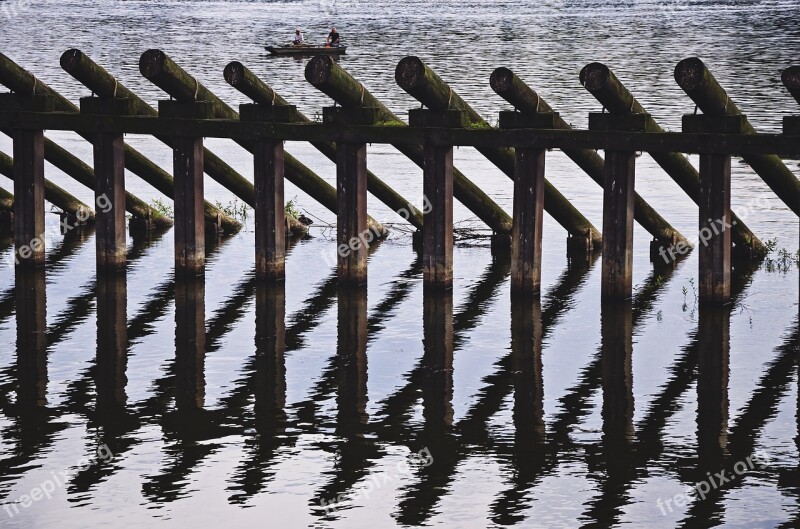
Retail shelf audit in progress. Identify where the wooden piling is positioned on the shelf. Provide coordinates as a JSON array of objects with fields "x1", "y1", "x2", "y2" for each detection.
[
  {"x1": 166, "y1": 102, "x2": 206, "y2": 276},
  {"x1": 602, "y1": 150, "x2": 637, "y2": 301},
  {"x1": 395, "y1": 56, "x2": 601, "y2": 250},
  {"x1": 490, "y1": 67, "x2": 688, "y2": 250},
  {"x1": 579, "y1": 62, "x2": 764, "y2": 255},
  {"x1": 226, "y1": 61, "x2": 424, "y2": 231},
  {"x1": 699, "y1": 154, "x2": 732, "y2": 305},
  {"x1": 86, "y1": 98, "x2": 128, "y2": 271},
  {"x1": 336, "y1": 142, "x2": 369, "y2": 285},
  {"x1": 511, "y1": 148, "x2": 545, "y2": 296},
  {"x1": 12, "y1": 128, "x2": 45, "y2": 267},
  {"x1": 782, "y1": 66, "x2": 800, "y2": 105},
  {"x1": 674, "y1": 57, "x2": 800, "y2": 217},
  {"x1": 139, "y1": 50, "x2": 386, "y2": 237},
  {"x1": 253, "y1": 136, "x2": 286, "y2": 280},
  {"x1": 304, "y1": 55, "x2": 513, "y2": 235},
  {"x1": 422, "y1": 139, "x2": 454, "y2": 289}
]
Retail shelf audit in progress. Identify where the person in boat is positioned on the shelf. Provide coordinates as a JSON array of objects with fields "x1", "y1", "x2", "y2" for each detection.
[
  {"x1": 292, "y1": 28, "x2": 305, "y2": 45},
  {"x1": 326, "y1": 27, "x2": 341, "y2": 47}
]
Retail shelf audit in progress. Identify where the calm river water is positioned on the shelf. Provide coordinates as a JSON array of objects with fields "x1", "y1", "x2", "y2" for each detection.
[{"x1": 0, "y1": 0, "x2": 798, "y2": 527}]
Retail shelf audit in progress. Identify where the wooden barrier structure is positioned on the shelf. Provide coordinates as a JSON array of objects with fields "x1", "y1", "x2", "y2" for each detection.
[{"x1": 0, "y1": 52, "x2": 797, "y2": 304}]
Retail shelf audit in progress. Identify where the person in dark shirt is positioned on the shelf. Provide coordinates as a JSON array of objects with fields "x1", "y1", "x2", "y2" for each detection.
[{"x1": 326, "y1": 27, "x2": 341, "y2": 47}]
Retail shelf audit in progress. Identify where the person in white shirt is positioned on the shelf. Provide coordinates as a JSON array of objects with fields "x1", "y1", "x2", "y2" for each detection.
[{"x1": 293, "y1": 29, "x2": 304, "y2": 45}]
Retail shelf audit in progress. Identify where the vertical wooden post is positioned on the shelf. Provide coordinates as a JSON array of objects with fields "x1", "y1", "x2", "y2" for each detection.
[
  {"x1": 254, "y1": 139, "x2": 286, "y2": 280},
  {"x1": 601, "y1": 151, "x2": 636, "y2": 301},
  {"x1": 337, "y1": 143, "x2": 369, "y2": 285},
  {"x1": 336, "y1": 286, "x2": 369, "y2": 431},
  {"x1": 423, "y1": 145, "x2": 454, "y2": 289},
  {"x1": 15, "y1": 268, "x2": 48, "y2": 407},
  {"x1": 13, "y1": 129, "x2": 45, "y2": 268},
  {"x1": 96, "y1": 272, "x2": 128, "y2": 415},
  {"x1": 698, "y1": 154, "x2": 731, "y2": 305},
  {"x1": 682, "y1": 114, "x2": 741, "y2": 305},
  {"x1": 160, "y1": 101, "x2": 210, "y2": 277},
  {"x1": 511, "y1": 148, "x2": 546, "y2": 296},
  {"x1": 93, "y1": 133, "x2": 127, "y2": 271},
  {"x1": 600, "y1": 301, "x2": 634, "y2": 443},
  {"x1": 175, "y1": 277, "x2": 206, "y2": 411},
  {"x1": 696, "y1": 305, "x2": 730, "y2": 461},
  {"x1": 173, "y1": 136, "x2": 205, "y2": 276}
]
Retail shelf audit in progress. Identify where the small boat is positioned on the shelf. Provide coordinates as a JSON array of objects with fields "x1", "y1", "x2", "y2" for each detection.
[{"x1": 265, "y1": 45, "x2": 347, "y2": 56}]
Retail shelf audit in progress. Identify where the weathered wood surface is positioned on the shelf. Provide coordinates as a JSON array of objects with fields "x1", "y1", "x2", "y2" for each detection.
[
  {"x1": 173, "y1": 134, "x2": 205, "y2": 276},
  {"x1": 225, "y1": 60, "x2": 423, "y2": 230},
  {"x1": 254, "y1": 139, "x2": 286, "y2": 280},
  {"x1": 579, "y1": 62, "x2": 764, "y2": 252},
  {"x1": 139, "y1": 49, "x2": 386, "y2": 237},
  {"x1": 601, "y1": 151, "x2": 636, "y2": 301},
  {"x1": 698, "y1": 154, "x2": 732, "y2": 305},
  {"x1": 93, "y1": 132, "x2": 127, "y2": 270},
  {"x1": 0, "y1": 53, "x2": 182, "y2": 230},
  {"x1": 491, "y1": 67, "x2": 687, "y2": 248},
  {"x1": 305, "y1": 55, "x2": 512, "y2": 235},
  {"x1": 13, "y1": 129, "x2": 45, "y2": 267},
  {"x1": 395, "y1": 56, "x2": 601, "y2": 247},
  {"x1": 0, "y1": 150, "x2": 95, "y2": 223},
  {"x1": 675, "y1": 57, "x2": 800, "y2": 217},
  {"x1": 511, "y1": 148, "x2": 545, "y2": 296},
  {"x1": 423, "y1": 145, "x2": 454, "y2": 289},
  {"x1": 336, "y1": 143, "x2": 369, "y2": 284}
]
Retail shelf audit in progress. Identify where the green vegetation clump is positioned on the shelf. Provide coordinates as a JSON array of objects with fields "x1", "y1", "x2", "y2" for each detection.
[
  {"x1": 466, "y1": 121, "x2": 492, "y2": 130},
  {"x1": 285, "y1": 198, "x2": 301, "y2": 220},
  {"x1": 215, "y1": 199, "x2": 250, "y2": 222},
  {"x1": 149, "y1": 198, "x2": 173, "y2": 219},
  {"x1": 375, "y1": 120, "x2": 406, "y2": 127}
]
